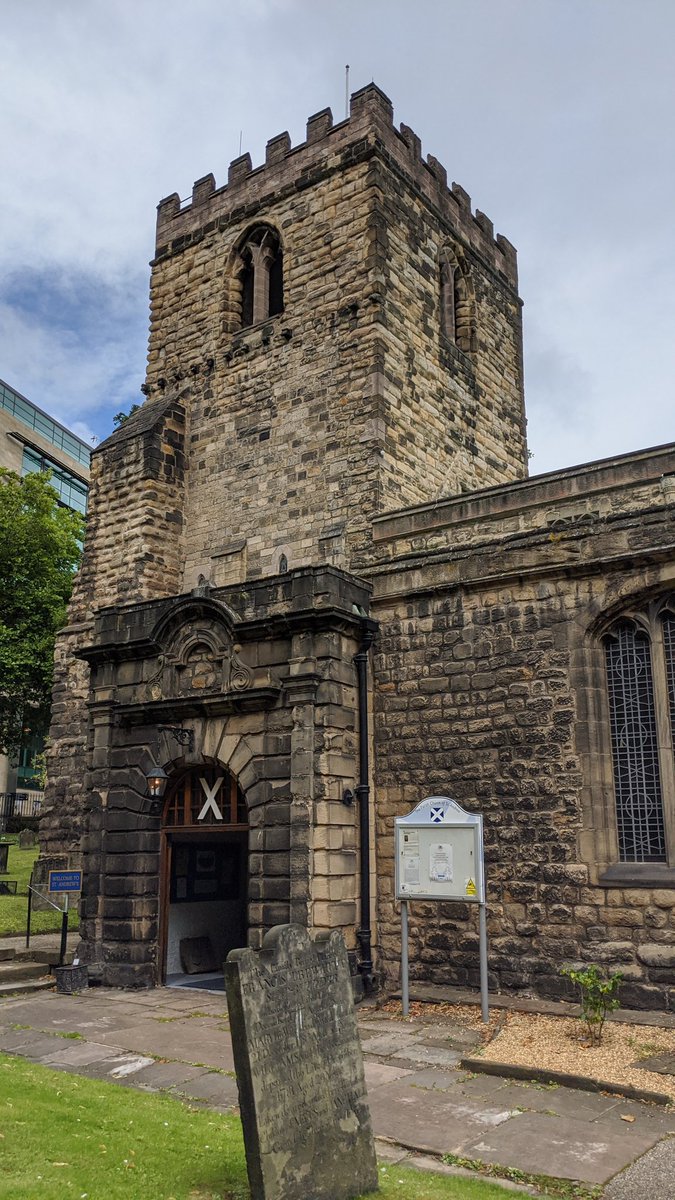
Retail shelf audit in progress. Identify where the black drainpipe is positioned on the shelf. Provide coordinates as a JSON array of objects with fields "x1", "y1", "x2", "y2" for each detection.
[{"x1": 353, "y1": 617, "x2": 378, "y2": 994}]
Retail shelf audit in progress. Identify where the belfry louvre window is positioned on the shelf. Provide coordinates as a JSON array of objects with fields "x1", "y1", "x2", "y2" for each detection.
[
  {"x1": 238, "y1": 226, "x2": 283, "y2": 329},
  {"x1": 603, "y1": 606, "x2": 675, "y2": 863}
]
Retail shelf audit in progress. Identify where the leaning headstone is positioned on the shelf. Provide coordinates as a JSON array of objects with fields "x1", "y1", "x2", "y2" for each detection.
[
  {"x1": 225, "y1": 924, "x2": 378, "y2": 1200},
  {"x1": 18, "y1": 828, "x2": 37, "y2": 850}
]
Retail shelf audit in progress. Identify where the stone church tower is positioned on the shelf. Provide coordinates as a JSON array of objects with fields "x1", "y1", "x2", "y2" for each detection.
[{"x1": 41, "y1": 84, "x2": 526, "y2": 988}]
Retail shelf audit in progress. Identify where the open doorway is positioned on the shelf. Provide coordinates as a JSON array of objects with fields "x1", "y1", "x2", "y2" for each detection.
[{"x1": 159, "y1": 764, "x2": 248, "y2": 990}]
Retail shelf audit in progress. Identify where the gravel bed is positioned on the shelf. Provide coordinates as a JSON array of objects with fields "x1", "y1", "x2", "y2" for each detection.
[
  {"x1": 481, "y1": 1011, "x2": 675, "y2": 1101},
  {"x1": 379, "y1": 999, "x2": 675, "y2": 1100}
]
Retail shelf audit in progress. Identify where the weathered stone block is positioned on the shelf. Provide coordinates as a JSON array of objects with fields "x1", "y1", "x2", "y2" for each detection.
[{"x1": 637, "y1": 944, "x2": 675, "y2": 968}]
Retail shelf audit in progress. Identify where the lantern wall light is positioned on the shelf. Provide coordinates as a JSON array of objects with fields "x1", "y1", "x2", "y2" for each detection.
[{"x1": 145, "y1": 764, "x2": 168, "y2": 803}]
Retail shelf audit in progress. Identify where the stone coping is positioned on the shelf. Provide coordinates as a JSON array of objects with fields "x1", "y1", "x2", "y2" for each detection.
[{"x1": 459, "y1": 1057, "x2": 672, "y2": 1108}]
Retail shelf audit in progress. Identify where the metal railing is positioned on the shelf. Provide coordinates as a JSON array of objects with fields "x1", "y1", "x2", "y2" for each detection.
[{"x1": 0, "y1": 792, "x2": 43, "y2": 831}]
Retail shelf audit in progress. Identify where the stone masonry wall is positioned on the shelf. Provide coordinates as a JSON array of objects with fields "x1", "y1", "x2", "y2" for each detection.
[
  {"x1": 149, "y1": 158, "x2": 381, "y2": 581},
  {"x1": 144, "y1": 84, "x2": 525, "y2": 583},
  {"x1": 366, "y1": 446, "x2": 675, "y2": 1009},
  {"x1": 73, "y1": 568, "x2": 367, "y2": 986},
  {"x1": 368, "y1": 149, "x2": 526, "y2": 515},
  {"x1": 41, "y1": 394, "x2": 188, "y2": 857}
]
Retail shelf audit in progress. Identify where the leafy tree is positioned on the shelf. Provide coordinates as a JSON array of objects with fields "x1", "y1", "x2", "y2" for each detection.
[
  {"x1": 0, "y1": 469, "x2": 84, "y2": 756},
  {"x1": 112, "y1": 402, "x2": 141, "y2": 428}
]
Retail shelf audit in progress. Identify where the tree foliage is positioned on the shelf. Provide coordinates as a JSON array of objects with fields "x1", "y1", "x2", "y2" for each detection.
[
  {"x1": 0, "y1": 469, "x2": 84, "y2": 756},
  {"x1": 112, "y1": 402, "x2": 140, "y2": 428}
]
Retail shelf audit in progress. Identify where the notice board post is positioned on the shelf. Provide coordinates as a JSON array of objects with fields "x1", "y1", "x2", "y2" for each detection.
[
  {"x1": 48, "y1": 870, "x2": 82, "y2": 966},
  {"x1": 395, "y1": 796, "x2": 488, "y2": 1023}
]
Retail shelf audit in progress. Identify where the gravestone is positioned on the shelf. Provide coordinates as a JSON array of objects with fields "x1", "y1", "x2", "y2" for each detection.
[
  {"x1": 225, "y1": 924, "x2": 378, "y2": 1200},
  {"x1": 18, "y1": 828, "x2": 37, "y2": 850}
]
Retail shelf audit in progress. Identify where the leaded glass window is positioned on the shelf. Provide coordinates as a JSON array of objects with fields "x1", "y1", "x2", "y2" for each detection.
[
  {"x1": 662, "y1": 612, "x2": 675, "y2": 751},
  {"x1": 604, "y1": 622, "x2": 666, "y2": 862}
]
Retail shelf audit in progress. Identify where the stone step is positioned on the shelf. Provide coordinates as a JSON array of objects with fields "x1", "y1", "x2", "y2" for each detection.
[
  {"x1": 0, "y1": 976, "x2": 54, "y2": 997},
  {"x1": 0, "y1": 948, "x2": 16, "y2": 962},
  {"x1": 15, "y1": 946, "x2": 73, "y2": 966},
  {"x1": 0, "y1": 959, "x2": 52, "y2": 985}
]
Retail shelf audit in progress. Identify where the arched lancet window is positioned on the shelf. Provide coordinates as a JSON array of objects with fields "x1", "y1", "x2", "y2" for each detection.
[
  {"x1": 604, "y1": 620, "x2": 666, "y2": 862},
  {"x1": 440, "y1": 245, "x2": 475, "y2": 355},
  {"x1": 236, "y1": 226, "x2": 283, "y2": 330}
]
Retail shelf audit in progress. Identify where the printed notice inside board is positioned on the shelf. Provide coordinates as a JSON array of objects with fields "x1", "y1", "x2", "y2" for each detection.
[
  {"x1": 429, "y1": 842, "x2": 453, "y2": 883},
  {"x1": 401, "y1": 830, "x2": 420, "y2": 886}
]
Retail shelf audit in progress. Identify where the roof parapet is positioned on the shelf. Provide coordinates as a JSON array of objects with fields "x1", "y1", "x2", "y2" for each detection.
[
  {"x1": 306, "y1": 107, "x2": 333, "y2": 143},
  {"x1": 192, "y1": 174, "x2": 215, "y2": 207},
  {"x1": 228, "y1": 153, "x2": 252, "y2": 186},
  {"x1": 266, "y1": 131, "x2": 291, "y2": 164},
  {"x1": 349, "y1": 82, "x2": 394, "y2": 125},
  {"x1": 155, "y1": 82, "x2": 518, "y2": 285}
]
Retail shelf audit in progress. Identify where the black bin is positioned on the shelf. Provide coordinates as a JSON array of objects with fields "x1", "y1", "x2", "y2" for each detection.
[{"x1": 54, "y1": 965, "x2": 88, "y2": 994}]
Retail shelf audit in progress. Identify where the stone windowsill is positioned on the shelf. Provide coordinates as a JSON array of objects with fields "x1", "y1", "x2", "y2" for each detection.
[
  {"x1": 598, "y1": 863, "x2": 675, "y2": 888},
  {"x1": 229, "y1": 313, "x2": 287, "y2": 352}
]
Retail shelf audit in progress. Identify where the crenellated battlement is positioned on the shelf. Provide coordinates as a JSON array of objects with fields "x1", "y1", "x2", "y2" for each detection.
[{"x1": 155, "y1": 83, "x2": 518, "y2": 287}]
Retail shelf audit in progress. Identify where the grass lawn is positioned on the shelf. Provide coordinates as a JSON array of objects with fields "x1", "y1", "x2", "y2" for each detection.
[
  {"x1": 0, "y1": 1054, "x2": 518, "y2": 1200},
  {"x1": 0, "y1": 838, "x2": 79, "y2": 937}
]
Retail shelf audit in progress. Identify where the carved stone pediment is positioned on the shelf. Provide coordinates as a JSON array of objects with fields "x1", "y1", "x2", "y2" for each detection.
[
  {"x1": 167, "y1": 622, "x2": 228, "y2": 696},
  {"x1": 141, "y1": 598, "x2": 257, "y2": 703},
  {"x1": 161, "y1": 626, "x2": 253, "y2": 699}
]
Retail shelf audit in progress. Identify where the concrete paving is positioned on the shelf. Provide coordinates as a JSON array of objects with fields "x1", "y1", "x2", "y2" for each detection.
[{"x1": 0, "y1": 982, "x2": 673, "y2": 1197}]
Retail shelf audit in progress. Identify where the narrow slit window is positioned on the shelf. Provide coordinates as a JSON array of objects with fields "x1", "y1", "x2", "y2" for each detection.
[
  {"x1": 240, "y1": 252, "x2": 254, "y2": 328},
  {"x1": 439, "y1": 245, "x2": 475, "y2": 354}
]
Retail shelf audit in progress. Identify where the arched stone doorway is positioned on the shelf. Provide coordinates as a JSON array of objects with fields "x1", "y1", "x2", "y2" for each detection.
[{"x1": 159, "y1": 761, "x2": 248, "y2": 988}]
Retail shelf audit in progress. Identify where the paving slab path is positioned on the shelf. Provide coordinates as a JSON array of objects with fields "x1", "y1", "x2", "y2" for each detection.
[{"x1": 0, "y1": 984, "x2": 673, "y2": 1197}]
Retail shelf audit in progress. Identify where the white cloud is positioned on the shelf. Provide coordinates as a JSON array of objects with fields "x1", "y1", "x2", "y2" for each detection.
[{"x1": 1, "y1": 0, "x2": 674, "y2": 469}]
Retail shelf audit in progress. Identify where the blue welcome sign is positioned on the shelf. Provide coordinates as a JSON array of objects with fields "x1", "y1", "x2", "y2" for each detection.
[{"x1": 48, "y1": 870, "x2": 82, "y2": 893}]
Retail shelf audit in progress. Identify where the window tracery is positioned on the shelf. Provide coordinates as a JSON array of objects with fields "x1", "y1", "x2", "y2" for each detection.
[{"x1": 236, "y1": 226, "x2": 283, "y2": 329}]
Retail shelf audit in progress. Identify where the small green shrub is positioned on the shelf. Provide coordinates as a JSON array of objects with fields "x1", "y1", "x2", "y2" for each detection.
[{"x1": 562, "y1": 964, "x2": 622, "y2": 1045}]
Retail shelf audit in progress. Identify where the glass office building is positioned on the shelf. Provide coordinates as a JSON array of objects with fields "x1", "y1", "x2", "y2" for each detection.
[
  {"x1": 0, "y1": 377, "x2": 90, "y2": 515},
  {"x1": 0, "y1": 377, "x2": 92, "y2": 793}
]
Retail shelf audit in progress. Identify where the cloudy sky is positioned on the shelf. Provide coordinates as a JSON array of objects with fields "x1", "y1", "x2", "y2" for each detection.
[{"x1": 1, "y1": 0, "x2": 673, "y2": 475}]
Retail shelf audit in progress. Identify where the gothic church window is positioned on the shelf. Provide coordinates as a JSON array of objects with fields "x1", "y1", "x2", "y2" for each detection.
[
  {"x1": 237, "y1": 226, "x2": 283, "y2": 329},
  {"x1": 439, "y1": 245, "x2": 476, "y2": 355},
  {"x1": 603, "y1": 603, "x2": 675, "y2": 864}
]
